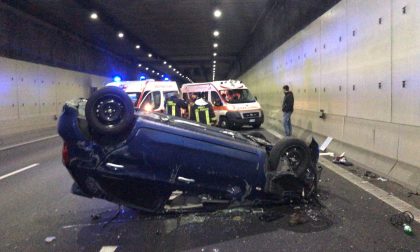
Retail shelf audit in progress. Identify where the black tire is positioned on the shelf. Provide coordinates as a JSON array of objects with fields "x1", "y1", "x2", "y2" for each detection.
[
  {"x1": 218, "y1": 116, "x2": 229, "y2": 129},
  {"x1": 85, "y1": 86, "x2": 134, "y2": 136},
  {"x1": 252, "y1": 123, "x2": 261, "y2": 129},
  {"x1": 247, "y1": 132, "x2": 268, "y2": 141},
  {"x1": 268, "y1": 138, "x2": 311, "y2": 178}
]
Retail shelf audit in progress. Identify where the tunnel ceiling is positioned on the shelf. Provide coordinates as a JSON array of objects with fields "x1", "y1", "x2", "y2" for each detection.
[{"x1": 4, "y1": 0, "x2": 339, "y2": 83}]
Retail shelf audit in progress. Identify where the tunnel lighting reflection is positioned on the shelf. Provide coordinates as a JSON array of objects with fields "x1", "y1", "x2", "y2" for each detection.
[
  {"x1": 118, "y1": 32, "x2": 124, "y2": 38},
  {"x1": 135, "y1": 45, "x2": 140, "y2": 49},
  {"x1": 90, "y1": 12, "x2": 98, "y2": 20},
  {"x1": 113, "y1": 76, "x2": 122, "y2": 82},
  {"x1": 213, "y1": 43, "x2": 218, "y2": 48},
  {"x1": 214, "y1": 9, "x2": 222, "y2": 18},
  {"x1": 213, "y1": 30, "x2": 220, "y2": 37}
]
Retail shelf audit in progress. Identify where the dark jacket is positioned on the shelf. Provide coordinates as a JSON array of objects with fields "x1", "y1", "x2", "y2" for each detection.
[
  {"x1": 164, "y1": 96, "x2": 188, "y2": 117},
  {"x1": 282, "y1": 91, "x2": 294, "y2": 113}
]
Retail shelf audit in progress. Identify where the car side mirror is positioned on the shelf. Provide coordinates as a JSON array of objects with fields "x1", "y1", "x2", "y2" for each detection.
[
  {"x1": 254, "y1": 96, "x2": 258, "y2": 101},
  {"x1": 214, "y1": 100, "x2": 223, "y2": 106}
]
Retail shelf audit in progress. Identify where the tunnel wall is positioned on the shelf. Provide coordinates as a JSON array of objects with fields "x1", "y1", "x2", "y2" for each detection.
[
  {"x1": 0, "y1": 56, "x2": 110, "y2": 138},
  {"x1": 0, "y1": 3, "x2": 133, "y2": 140},
  {"x1": 238, "y1": 0, "x2": 420, "y2": 192}
]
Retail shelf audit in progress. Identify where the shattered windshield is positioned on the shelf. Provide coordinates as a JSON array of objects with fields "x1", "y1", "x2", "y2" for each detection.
[{"x1": 220, "y1": 89, "x2": 256, "y2": 104}]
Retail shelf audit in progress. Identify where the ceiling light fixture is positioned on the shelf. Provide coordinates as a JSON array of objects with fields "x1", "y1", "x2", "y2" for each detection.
[
  {"x1": 213, "y1": 52, "x2": 217, "y2": 57},
  {"x1": 213, "y1": 30, "x2": 220, "y2": 37},
  {"x1": 214, "y1": 9, "x2": 222, "y2": 18},
  {"x1": 163, "y1": 61, "x2": 167, "y2": 64},
  {"x1": 138, "y1": 64, "x2": 142, "y2": 67},
  {"x1": 213, "y1": 43, "x2": 218, "y2": 48},
  {"x1": 169, "y1": 65, "x2": 172, "y2": 68},
  {"x1": 135, "y1": 45, "x2": 140, "y2": 49},
  {"x1": 148, "y1": 53, "x2": 152, "y2": 58},
  {"x1": 145, "y1": 67, "x2": 149, "y2": 70},
  {"x1": 90, "y1": 12, "x2": 98, "y2": 20},
  {"x1": 118, "y1": 32, "x2": 124, "y2": 38}
]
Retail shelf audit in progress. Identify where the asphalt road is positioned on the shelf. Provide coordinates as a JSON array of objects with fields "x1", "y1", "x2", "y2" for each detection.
[{"x1": 0, "y1": 129, "x2": 419, "y2": 252}]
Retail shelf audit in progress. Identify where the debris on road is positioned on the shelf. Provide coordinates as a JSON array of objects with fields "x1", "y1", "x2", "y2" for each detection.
[
  {"x1": 44, "y1": 236, "x2": 56, "y2": 243},
  {"x1": 332, "y1": 153, "x2": 353, "y2": 166},
  {"x1": 259, "y1": 211, "x2": 284, "y2": 222},
  {"x1": 389, "y1": 211, "x2": 414, "y2": 235},
  {"x1": 319, "y1": 152, "x2": 334, "y2": 157},
  {"x1": 288, "y1": 212, "x2": 307, "y2": 226},
  {"x1": 407, "y1": 192, "x2": 419, "y2": 198},
  {"x1": 377, "y1": 177, "x2": 388, "y2": 182},
  {"x1": 91, "y1": 214, "x2": 101, "y2": 221},
  {"x1": 364, "y1": 171, "x2": 378, "y2": 179}
]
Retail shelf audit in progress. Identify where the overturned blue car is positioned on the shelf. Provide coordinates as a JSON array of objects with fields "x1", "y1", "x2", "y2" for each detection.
[{"x1": 58, "y1": 86, "x2": 320, "y2": 212}]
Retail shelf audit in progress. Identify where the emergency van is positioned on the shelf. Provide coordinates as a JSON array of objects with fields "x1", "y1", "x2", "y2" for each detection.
[
  {"x1": 180, "y1": 80, "x2": 264, "y2": 129},
  {"x1": 106, "y1": 79, "x2": 179, "y2": 112}
]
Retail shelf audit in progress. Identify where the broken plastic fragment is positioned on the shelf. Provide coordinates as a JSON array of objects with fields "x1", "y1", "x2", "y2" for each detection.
[{"x1": 44, "y1": 236, "x2": 56, "y2": 243}]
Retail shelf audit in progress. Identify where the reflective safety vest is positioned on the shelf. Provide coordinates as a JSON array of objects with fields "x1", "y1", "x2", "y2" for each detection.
[
  {"x1": 191, "y1": 101, "x2": 216, "y2": 126},
  {"x1": 194, "y1": 106, "x2": 211, "y2": 125},
  {"x1": 165, "y1": 96, "x2": 187, "y2": 117},
  {"x1": 166, "y1": 100, "x2": 177, "y2": 116}
]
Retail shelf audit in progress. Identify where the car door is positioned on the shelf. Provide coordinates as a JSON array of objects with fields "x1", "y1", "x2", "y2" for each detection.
[{"x1": 139, "y1": 91, "x2": 162, "y2": 112}]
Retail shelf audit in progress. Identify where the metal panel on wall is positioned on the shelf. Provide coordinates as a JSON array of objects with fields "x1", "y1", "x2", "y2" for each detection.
[
  {"x1": 301, "y1": 20, "x2": 321, "y2": 112},
  {"x1": 320, "y1": 1, "x2": 347, "y2": 116},
  {"x1": 0, "y1": 57, "x2": 18, "y2": 120},
  {"x1": 16, "y1": 61, "x2": 40, "y2": 118},
  {"x1": 38, "y1": 65, "x2": 57, "y2": 116},
  {"x1": 347, "y1": 0, "x2": 392, "y2": 122},
  {"x1": 391, "y1": 0, "x2": 420, "y2": 126}
]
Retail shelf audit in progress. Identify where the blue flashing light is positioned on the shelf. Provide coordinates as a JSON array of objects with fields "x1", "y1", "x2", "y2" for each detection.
[
  {"x1": 113, "y1": 75, "x2": 122, "y2": 82},
  {"x1": 139, "y1": 75, "x2": 146, "y2": 80},
  {"x1": 164, "y1": 77, "x2": 169, "y2": 81}
]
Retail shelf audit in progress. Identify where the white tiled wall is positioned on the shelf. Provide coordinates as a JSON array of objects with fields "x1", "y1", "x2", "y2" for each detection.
[
  {"x1": 0, "y1": 56, "x2": 110, "y2": 135},
  {"x1": 239, "y1": 0, "x2": 420, "y2": 188}
]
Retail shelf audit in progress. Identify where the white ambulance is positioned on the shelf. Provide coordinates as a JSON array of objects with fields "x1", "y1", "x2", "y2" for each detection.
[
  {"x1": 106, "y1": 79, "x2": 179, "y2": 112},
  {"x1": 180, "y1": 80, "x2": 264, "y2": 129}
]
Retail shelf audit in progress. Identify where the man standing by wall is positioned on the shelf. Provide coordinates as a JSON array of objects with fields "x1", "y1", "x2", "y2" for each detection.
[{"x1": 282, "y1": 85, "x2": 294, "y2": 136}]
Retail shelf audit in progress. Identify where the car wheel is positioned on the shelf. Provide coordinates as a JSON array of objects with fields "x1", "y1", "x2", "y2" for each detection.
[
  {"x1": 268, "y1": 138, "x2": 311, "y2": 178},
  {"x1": 85, "y1": 86, "x2": 134, "y2": 136},
  {"x1": 252, "y1": 123, "x2": 261, "y2": 129},
  {"x1": 218, "y1": 117, "x2": 228, "y2": 128},
  {"x1": 247, "y1": 132, "x2": 268, "y2": 141}
]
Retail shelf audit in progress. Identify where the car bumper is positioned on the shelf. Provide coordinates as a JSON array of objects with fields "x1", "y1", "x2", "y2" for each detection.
[{"x1": 226, "y1": 111, "x2": 264, "y2": 127}]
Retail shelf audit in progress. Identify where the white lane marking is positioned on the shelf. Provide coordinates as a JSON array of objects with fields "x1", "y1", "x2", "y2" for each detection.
[
  {"x1": 265, "y1": 128, "x2": 420, "y2": 223},
  {"x1": 0, "y1": 163, "x2": 40, "y2": 181},
  {"x1": 99, "y1": 246, "x2": 118, "y2": 252},
  {"x1": 0, "y1": 134, "x2": 59, "y2": 152},
  {"x1": 318, "y1": 158, "x2": 420, "y2": 223}
]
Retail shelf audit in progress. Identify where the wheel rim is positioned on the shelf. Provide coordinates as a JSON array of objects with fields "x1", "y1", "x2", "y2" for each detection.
[
  {"x1": 279, "y1": 145, "x2": 305, "y2": 172},
  {"x1": 94, "y1": 95, "x2": 125, "y2": 126}
]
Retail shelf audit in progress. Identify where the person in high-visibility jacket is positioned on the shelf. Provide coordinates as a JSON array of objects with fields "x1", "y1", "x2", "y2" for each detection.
[
  {"x1": 190, "y1": 96, "x2": 217, "y2": 126},
  {"x1": 164, "y1": 94, "x2": 187, "y2": 117}
]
